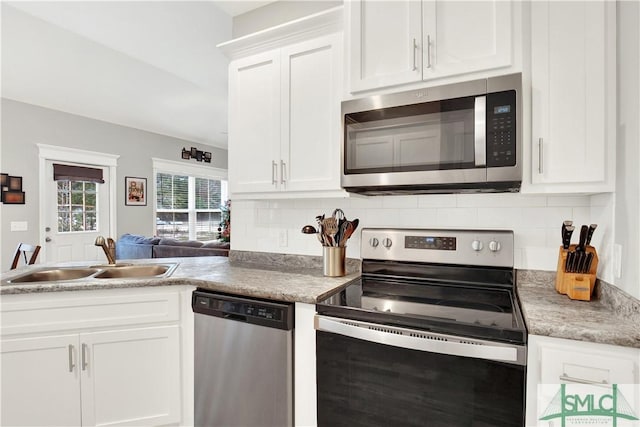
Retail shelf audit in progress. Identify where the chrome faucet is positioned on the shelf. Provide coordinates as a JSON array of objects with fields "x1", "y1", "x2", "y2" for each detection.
[{"x1": 95, "y1": 236, "x2": 116, "y2": 265}]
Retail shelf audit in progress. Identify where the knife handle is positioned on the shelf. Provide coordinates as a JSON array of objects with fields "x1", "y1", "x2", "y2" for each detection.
[
  {"x1": 585, "y1": 224, "x2": 597, "y2": 246},
  {"x1": 585, "y1": 252, "x2": 594, "y2": 273},
  {"x1": 562, "y1": 226, "x2": 575, "y2": 250},
  {"x1": 577, "y1": 225, "x2": 588, "y2": 251}
]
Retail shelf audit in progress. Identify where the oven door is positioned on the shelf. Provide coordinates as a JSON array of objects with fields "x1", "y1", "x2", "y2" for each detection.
[{"x1": 315, "y1": 316, "x2": 526, "y2": 427}]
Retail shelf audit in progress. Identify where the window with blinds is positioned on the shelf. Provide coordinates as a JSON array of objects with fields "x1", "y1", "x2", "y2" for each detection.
[{"x1": 155, "y1": 172, "x2": 227, "y2": 241}]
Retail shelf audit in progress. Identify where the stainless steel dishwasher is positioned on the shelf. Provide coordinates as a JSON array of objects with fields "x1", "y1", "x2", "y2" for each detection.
[{"x1": 192, "y1": 289, "x2": 294, "y2": 427}]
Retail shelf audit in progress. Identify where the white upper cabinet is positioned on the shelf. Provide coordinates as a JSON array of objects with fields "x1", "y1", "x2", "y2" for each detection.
[
  {"x1": 528, "y1": 0, "x2": 616, "y2": 192},
  {"x1": 349, "y1": 1, "x2": 423, "y2": 91},
  {"x1": 229, "y1": 51, "x2": 281, "y2": 194},
  {"x1": 280, "y1": 35, "x2": 343, "y2": 193},
  {"x1": 225, "y1": 7, "x2": 345, "y2": 199},
  {"x1": 348, "y1": 0, "x2": 512, "y2": 93}
]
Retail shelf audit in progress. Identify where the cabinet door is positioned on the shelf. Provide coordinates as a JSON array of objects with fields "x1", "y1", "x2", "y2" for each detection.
[
  {"x1": 280, "y1": 33, "x2": 343, "y2": 192},
  {"x1": 1, "y1": 335, "x2": 81, "y2": 427},
  {"x1": 526, "y1": 335, "x2": 640, "y2": 426},
  {"x1": 80, "y1": 326, "x2": 181, "y2": 427},
  {"x1": 531, "y1": 1, "x2": 615, "y2": 189},
  {"x1": 423, "y1": 0, "x2": 511, "y2": 79},
  {"x1": 349, "y1": 0, "x2": 422, "y2": 92},
  {"x1": 229, "y1": 51, "x2": 281, "y2": 194}
]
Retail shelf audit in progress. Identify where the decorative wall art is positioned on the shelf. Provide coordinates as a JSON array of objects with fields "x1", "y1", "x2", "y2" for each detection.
[
  {"x1": 181, "y1": 147, "x2": 212, "y2": 163},
  {"x1": 1, "y1": 172, "x2": 25, "y2": 204},
  {"x1": 125, "y1": 176, "x2": 147, "y2": 206}
]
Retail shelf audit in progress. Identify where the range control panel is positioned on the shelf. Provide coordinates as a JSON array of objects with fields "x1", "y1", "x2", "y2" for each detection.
[
  {"x1": 405, "y1": 236, "x2": 456, "y2": 251},
  {"x1": 362, "y1": 228, "x2": 514, "y2": 268}
]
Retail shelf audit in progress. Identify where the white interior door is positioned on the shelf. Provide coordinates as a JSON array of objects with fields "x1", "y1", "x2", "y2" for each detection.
[{"x1": 44, "y1": 160, "x2": 110, "y2": 263}]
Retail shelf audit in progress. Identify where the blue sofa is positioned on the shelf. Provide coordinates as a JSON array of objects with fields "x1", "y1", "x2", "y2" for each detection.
[{"x1": 115, "y1": 234, "x2": 230, "y2": 260}]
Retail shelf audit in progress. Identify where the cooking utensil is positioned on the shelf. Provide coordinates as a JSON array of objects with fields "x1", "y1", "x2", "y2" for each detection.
[
  {"x1": 323, "y1": 217, "x2": 339, "y2": 246},
  {"x1": 301, "y1": 225, "x2": 317, "y2": 234}
]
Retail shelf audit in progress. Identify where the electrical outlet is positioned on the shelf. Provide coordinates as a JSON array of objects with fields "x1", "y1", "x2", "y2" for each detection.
[
  {"x1": 279, "y1": 230, "x2": 288, "y2": 247},
  {"x1": 613, "y1": 244, "x2": 622, "y2": 279}
]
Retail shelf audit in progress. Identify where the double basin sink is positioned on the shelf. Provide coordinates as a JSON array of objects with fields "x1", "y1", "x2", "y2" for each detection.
[{"x1": 6, "y1": 263, "x2": 178, "y2": 284}]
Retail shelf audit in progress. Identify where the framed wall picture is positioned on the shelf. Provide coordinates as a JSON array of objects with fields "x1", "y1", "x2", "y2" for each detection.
[
  {"x1": 2, "y1": 191, "x2": 25, "y2": 204},
  {"x1": 7, "y1": 176, "x2": 22, "y2": 191},
  {"x1": 125, "y1": 176, "x2": 147, "y2": 206}
]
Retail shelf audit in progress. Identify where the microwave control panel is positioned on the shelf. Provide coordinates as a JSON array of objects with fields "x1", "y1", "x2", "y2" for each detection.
[{"x1": 486, "y1": 90, "x2": 517, "y2": 167}]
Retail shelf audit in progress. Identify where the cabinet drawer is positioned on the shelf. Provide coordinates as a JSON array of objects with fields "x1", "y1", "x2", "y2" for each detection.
[
  {"x1": 1, "y1": 287, "x2": 181, "y2": 336},
  {"x1": 536, "y1": 336, "x2": 639, "y2": 385}
]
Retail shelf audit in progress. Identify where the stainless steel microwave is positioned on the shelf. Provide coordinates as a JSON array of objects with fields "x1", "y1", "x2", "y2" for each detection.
[{"x1": 341, "y1": 73, "x2": 522, "y2": 195}]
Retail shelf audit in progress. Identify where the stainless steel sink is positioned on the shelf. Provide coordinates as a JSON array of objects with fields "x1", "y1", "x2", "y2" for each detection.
[
  {"x1": 8, "y1": 268, "x2": 100, "y2": 283},
  {"x1": 89, "y1": 263, "x2": 134, "y2": 269},
  {"x1": 5, "y1": 263, "x2": 178, "y2": 284},
  {"x1": 93, "y1": 264, "x2": 177, "y2": 279}
]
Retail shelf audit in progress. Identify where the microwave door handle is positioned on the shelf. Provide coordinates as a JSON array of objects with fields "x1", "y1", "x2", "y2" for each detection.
[{"x1": 474, "y1": 96, "x2": 486, "y2": 167}]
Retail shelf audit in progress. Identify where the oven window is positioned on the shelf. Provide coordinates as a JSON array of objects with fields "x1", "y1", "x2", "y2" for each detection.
[
  {"x1": 316, "y1": 331, "x2": 525, "y2": 427},
  {"x1": 344, "y1": 96, "x2": 477, "y2": 174}
]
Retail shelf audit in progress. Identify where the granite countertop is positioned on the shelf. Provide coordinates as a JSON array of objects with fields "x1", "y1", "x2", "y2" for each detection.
[
  {"x1": 3, "y1": 253, "x2": 639, "y2": 348},
  {"x1": 517, "y1": 270, "x2": 640, "y2": 348},
  {"x1": 0, "y1": 253, "x2": 360, "y2": 304}
]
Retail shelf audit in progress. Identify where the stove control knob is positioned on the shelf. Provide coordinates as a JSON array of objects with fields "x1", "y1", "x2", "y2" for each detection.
[
  {"x1": 382, "y1": 238, "x2": 393, "y2": 248},
  {"x1": 488, "y1": 240, "x2": 501, "y2": 252},
  {"x1": 369, "y1": 237, "x2": 380, "y2": 248},
  {"x1": 471, "y1": 240, "x2": 484, "y2": 252}
]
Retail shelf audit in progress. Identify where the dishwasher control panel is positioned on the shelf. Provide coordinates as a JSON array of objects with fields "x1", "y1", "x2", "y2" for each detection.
[{"x1": 193, "y1": 290, "x2": 294, "y2": 330}]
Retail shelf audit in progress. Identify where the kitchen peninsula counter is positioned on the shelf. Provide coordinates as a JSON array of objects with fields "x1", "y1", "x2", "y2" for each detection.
[
  {"x1": 0, "y1": 254, "x2": 360, "y2": 304},
  {"x1": 517, "y1": 270, "x2": 640, "y2": 348}
]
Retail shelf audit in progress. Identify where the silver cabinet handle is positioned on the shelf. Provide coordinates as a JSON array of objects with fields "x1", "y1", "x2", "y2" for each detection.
[
  {"x1": 81, "y1": 343, "x2": 88, "y2": 371},
  {"x1": 426, "y1": 35, "x2": 432, "y2": 69},
  {"x1": 538, "y1": 137, "x2": 544, "y2": 174},
  {"x1": 271, "y1": 161, "x2": 278, "y2": 185},
  {"x1": 280, "y1": 160, "x2": 287, "y2": 184},
  {"x1": 559, "y1": 374, "x2": 608, "y2": 385},
  {"x1": 412, "y1": 38, "x2": 418, "y2": 71},
  {"x1": 68, "y1": 344, "x2": 75, "y2": 373}
]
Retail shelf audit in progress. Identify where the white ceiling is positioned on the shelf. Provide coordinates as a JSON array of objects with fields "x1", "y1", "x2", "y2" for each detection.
[{"x1": 1, "y1": 1, "x2": 270, "y2": 149}]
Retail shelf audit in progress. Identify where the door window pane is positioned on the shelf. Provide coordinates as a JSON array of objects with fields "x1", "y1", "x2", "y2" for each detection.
[{"x1": 57, "y1": 180, "x2": 99, "y2": 233}]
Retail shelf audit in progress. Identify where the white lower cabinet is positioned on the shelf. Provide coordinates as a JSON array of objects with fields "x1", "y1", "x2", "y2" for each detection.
[
  {"x1": 0, "y1": 287, "x2": 191, "y2": 427},
  {"x1": 526, "y1": 335, "x2": 640, "y2": 426},
  {"x1": 1, "y1": 334, "x2": 82, "y2": 426}
]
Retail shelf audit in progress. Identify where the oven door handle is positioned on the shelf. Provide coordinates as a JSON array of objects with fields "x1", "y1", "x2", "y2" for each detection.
[{"x1": 315, "y1": 315, "x2": 525, "y2": 366}]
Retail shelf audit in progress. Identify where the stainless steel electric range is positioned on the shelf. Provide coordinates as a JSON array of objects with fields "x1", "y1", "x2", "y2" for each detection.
[{"x1": 315, "y1": 228, "x2": 527, "y2": 427}]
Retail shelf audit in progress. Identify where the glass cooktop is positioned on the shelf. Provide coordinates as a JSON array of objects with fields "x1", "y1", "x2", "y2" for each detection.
[{"x1": 316, "y1": 277, "x2": 527, "y2": 345}]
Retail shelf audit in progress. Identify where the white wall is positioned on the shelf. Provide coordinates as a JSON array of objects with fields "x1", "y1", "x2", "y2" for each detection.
[
  {"x1": 231, "y1": 193, "x2": 609, "y2": 272},
  {"x1": 0, "y1": 99, "x2": 228, "y2": 271},
  {"x1": 614, "y1": 1, "x2": 640, "y2": 299}
]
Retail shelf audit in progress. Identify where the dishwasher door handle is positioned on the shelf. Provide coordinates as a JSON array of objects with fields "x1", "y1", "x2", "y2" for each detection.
[
  {"x1": 223, "y1": 313, "x2": 247, "y2": 322},
  {"x1": 315, "y1": 315, "x2": 525, "y2": 365}
]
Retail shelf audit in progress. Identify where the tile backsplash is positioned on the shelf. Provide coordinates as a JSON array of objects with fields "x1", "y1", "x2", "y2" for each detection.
[{"x1": 231, "y1": 193, "x2": 611, "y2": 272}]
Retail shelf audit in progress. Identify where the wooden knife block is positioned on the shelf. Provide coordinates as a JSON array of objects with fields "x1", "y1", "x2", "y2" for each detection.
[{"x1": 555, "y1": 245, "x2": 598, "y2": 301}]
